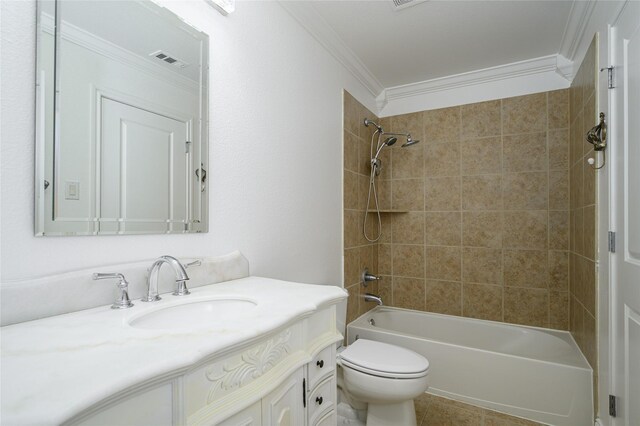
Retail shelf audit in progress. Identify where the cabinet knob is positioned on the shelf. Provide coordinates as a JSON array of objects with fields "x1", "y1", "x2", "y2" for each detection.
[
  {"x1": 316, "y1": 359, "x2": 324, "y2": 368},
  {"x1": 316, "y1": 396, "x2": 323, "y2": 405}
]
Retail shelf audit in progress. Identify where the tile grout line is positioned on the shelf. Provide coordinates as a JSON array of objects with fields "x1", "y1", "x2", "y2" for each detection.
[
  {"x1": 500, "y1": 98, "x2": 505, "y2": 322},
  {"x1": 546, "y1": 92, "x2": 552, "y2": 328},
  {"x1": 424, "y1": 110, "x2": 429, "y2": 311},
  {"x1": 458, "y1": 106, "x2": 464, "y2": 316}
]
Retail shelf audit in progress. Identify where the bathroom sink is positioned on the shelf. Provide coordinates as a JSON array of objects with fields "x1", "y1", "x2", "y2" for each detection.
[{"x1": 128, "y1": 298, "x2": 257, "y2": 330}]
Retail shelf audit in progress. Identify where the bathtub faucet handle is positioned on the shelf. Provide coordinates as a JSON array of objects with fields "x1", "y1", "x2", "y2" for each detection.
[{"x1": 362, "y1": 268, "x2": 382, "y2": 287}]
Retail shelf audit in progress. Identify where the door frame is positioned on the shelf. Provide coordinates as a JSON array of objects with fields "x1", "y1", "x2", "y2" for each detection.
[
  {"x1": 597, "y1": 21, "x2": 613, "y2": 426},
  {"x1": 599, "y1": 1, "x2": 637, "y2": 424}
]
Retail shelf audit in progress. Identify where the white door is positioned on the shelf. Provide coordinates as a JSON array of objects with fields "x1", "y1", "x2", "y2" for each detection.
[
  {"x1": 261, "y1": 368, "x2": 305, "y2": 426},
  {"x1": 611, "y1": 2, "x2": 640, "y2": 425},
  {"x1": 100, "y1": 98, "x2": 189, "y2": 234}
]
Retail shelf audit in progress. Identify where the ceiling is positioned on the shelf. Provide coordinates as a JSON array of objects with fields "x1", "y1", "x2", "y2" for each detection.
[
  {"x1": 305, "y1": 0, "x2": 574, "y2": 89},
  {"x1": 58, "y1": 1, "x2": 206, "y2": 82}
]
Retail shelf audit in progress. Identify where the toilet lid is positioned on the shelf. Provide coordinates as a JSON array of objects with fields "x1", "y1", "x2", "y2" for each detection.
[{"x1": 338, "y1": 339, "x2": 429, "y2": 379}]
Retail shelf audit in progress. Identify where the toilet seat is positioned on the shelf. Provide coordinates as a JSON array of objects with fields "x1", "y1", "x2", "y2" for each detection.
[{"x1": 338, "y1": 339, "x2": 429, "y2": 379}]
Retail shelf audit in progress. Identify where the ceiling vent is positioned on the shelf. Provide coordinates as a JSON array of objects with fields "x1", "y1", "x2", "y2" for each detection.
[
  {"x1": 391, "y1": 0, "x2": 429, "y2": 11},
  {"x1": 149, "y1": 50, "x2": 189, "y2": 69}
]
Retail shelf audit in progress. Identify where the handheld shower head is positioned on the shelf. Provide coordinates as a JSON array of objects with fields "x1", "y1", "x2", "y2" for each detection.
[
  {"x1": 383, "y1": 137, "x2": 398, "y2": 146},
  {"x1": 372, "y1": 136, "x2": 398, "y2": 165}
]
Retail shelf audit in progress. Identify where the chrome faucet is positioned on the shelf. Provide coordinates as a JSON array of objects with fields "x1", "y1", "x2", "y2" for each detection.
[
  {"x1": 142, "y1": 255, "x2": 191, "y2": 302},
  {"x1": 364, "y1": 293, "x2": 383, "y2": 306}
]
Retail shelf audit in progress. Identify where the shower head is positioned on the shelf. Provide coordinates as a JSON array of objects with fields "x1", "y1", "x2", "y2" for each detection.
[
  {"x1": 402, "y1": 136, "x2": 420, "y2": 147},
  {"x1": 383, "y1": 137, "x2": 398, "y2": 147},
  {"x1": 373, "y1": 136, "x2": 398, "y2": 162}
]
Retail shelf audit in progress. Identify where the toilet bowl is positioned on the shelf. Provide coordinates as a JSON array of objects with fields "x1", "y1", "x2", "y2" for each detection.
[{"x1": 337, "y1": 339, "x2": 430, "y2": 426}]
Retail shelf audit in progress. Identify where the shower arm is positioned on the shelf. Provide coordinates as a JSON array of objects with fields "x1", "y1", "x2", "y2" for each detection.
[
  {"x1": 364, "y1": 118, "x2": 386, "y2": 158},
  {"x1": 374, "y1": 131, "x2": 413, "y2": 156},
  {"x1": 380, "y1": 131, "x2": 411, "y2": 139},
  {"x1": 364, "y1": 118, "x2": 412, "y2": 151},
  {"x1": 365, "y1": 118, "x2": 417, "y2": 160}
]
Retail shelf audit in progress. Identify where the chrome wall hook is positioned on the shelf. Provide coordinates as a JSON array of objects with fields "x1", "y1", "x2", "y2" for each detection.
[
  {"x1": 195, "y1": 163, "x2": 207, "y2": 192},
  {"x1": 586, "y1": 112, "x2": 607, "y2": 169}
]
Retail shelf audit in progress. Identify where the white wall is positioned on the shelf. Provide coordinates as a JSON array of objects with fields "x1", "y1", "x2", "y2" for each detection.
[{"x1": 0, "y1": 0, "x2": 377, "y2": 284}]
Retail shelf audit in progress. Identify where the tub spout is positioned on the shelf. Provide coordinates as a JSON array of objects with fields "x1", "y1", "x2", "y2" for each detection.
[{"x1": 364, "y1": 293, "x2": 383, "y2": 306}]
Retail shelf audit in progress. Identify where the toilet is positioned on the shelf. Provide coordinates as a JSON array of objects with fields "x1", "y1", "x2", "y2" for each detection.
[{"x1": 337, "y1": 339, "x2": 430, "y2": 426}]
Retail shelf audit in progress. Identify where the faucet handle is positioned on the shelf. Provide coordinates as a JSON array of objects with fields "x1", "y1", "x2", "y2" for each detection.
[
  {"x1": 361, "y1": 268, "x2": 382, "y2": 287},
  {"x1": 184, "y1": 260, "x2": 202, "y2": 269},
  {"x1": 93, "y1": 273, "x2": 134, "y2": 309},
  {"x1": 172, "y1": 259, "x2": 197, "y2": 296},
  {"x1": 173, "y1": 280, "x2": 190, "y2": 296}
]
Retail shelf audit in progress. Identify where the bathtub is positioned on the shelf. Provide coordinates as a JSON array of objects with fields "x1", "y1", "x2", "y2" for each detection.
[{"x1": 347, "y1": 307, "x2": 592, "y2": 426}]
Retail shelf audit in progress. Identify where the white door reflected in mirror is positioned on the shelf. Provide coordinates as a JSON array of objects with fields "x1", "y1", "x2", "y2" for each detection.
[{"x1": 100, "y1": 99, "x2": 189, "y2": 234}]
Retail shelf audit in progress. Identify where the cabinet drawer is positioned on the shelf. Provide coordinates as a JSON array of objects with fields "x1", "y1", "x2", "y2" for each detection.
[
  {"x1": 313, "y1": 409, "x2": 336, "y2": 426},
  {"x1": 307, "y1": 345, "x2": 335, "y2": 390},
  {"x1": 307, "y1": 376, "x2": 336, "y2": 426}
]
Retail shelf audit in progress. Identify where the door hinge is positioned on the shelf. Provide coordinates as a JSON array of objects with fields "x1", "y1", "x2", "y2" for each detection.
[
  {"x1": 302, "y1": 378, "x2": 306, "y2": 408},
  {"x1": 609, "y1": 394, "x2": 617, "y2": 417},
  {"x1": 185, "y1": 140, "x2": 191, "y2": 154},
  {"x1": 608, "y1": 231, "x2": 616, "y2": 253},
  {"x1": 602, "y1": 66, "x2": 614, "y2": 89}
]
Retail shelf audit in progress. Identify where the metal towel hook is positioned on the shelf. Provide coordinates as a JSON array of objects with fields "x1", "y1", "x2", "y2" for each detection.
[
  {"x1": 195, "y1": 163, "x2": 207, "y2": 192},
  {"x1": 586, "y1": 112, "x2": 607, "y2": 170}
]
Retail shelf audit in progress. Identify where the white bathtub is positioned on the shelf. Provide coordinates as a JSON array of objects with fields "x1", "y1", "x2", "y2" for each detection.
[{"x1": 347, "y1": 307, "x2": 592, "y2": 426}]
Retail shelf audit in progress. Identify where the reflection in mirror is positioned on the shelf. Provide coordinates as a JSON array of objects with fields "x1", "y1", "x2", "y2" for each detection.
[{"x1": 35, "y1": 0, "x2": 209, "y2": 236}]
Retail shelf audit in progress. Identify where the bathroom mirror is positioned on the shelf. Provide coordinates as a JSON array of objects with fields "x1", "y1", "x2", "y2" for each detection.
[{"x1": 35, "y1": 0, "x2": 209, "y2": 236}]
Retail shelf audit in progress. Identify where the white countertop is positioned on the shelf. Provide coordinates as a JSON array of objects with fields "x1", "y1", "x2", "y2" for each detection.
[{"x1": 0, "y1": 277, "x2": 347, "y2": 425}]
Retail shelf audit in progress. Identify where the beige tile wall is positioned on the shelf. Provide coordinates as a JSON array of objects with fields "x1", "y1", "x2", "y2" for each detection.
[
  {"x1": 370, "y1": 90, "x2": 571, "y2": 329},
  {"x1": 343, "y1": 91, "x2": 381, "y2": 324},
  {"x1": 344, "y1": 47, "x2": 598, "y2": 406},
  {"x1": 569, "y1": 36, "x2": 598, "y2": 409}
]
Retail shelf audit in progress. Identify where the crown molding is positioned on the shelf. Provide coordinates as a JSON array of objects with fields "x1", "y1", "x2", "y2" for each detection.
[
  {"x1": 278, "y1": 1, "x2": 578, "y2": 115},
  {"x1": 558, "y1": 0, "x2": 597, "y2": 64},
  {"x1": 40, "y1": 13, "x2": 199, "y2": 93},
  {"x1": 381, "y1": 54, "x2": 571, "y2": 105},
  {"x1": 375, "y1": 92, "x2": 389, "y2": 112},
  {"x1": 277, "y1": 1, "x2": 384, "y2": 99},
  {"x1": 555, "y1": 54, "x2": 574, "y2": 81}
]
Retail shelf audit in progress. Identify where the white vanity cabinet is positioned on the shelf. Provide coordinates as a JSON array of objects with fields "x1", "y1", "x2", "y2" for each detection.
[
  {"x1": 215, "y1": 368, "x2": 306, "y2": 426},
  {"x1": 261, "y1": 368, "x2": 305, "y2": 426},
  {"x1": 69, "y1": 306, "x2": 341, "y2": 426},
  {"x1": 75, "y1": 383, "x2": 174, "y2": 426},
  {"x1": 0, "y1": 272, "x2": 347, "y2": 426},
  {"x1": 214, "y1": 369, "x2": 306, "y2": 426},
  {"x1": 306, "y1": 345, "x2": 337, "y2": 426},
  {"x1": 217, "y1": 402, "x2": 262, "y2": 426}
]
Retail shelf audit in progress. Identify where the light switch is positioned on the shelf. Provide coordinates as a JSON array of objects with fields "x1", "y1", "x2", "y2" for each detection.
[{"x1": 65, "y1": 181, "x2": 80, "y2": 200}]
